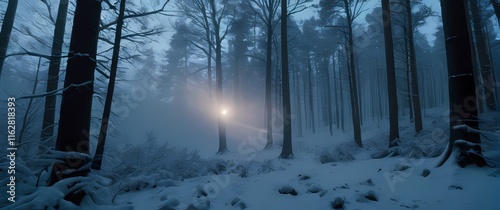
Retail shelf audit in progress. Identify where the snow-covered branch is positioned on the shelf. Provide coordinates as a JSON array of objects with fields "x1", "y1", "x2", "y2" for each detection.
[{"x1": 17, "y1": 81, "x2": 93, "y2": 100}]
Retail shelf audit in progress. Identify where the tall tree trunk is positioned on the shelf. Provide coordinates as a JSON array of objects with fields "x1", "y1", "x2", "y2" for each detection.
[
  {"x1": 382, "y1": 0, "x2": 400, "y2": 147},
  {"x1": 303, "y1": 67, "x2": 309, "y2": 130},
  {"x1": 470, "y1": 0, "x2": 496, "y2": 111},
  {"x1": 377, "y1": 70, "x2": 383, "y2": 122},
  {"x1": 334, "y1": 55, "x2": 340, "y2": 130},
  {"x1": 339, "y1": 51, "x2": 345, "y2": 131},
  {"x1": 406, "y1": 0, "x2": 423, "y2": 132},
  {"x1": 91, "y1": 0, "x2": 126, "y2": 171},
  {"x1": 208, "y1": 38, "x2": 213, "y2": 96},
  {"x1": 48, "y1": 0, "x2": 101, "y2": 205},
  {"x1": 403, "y1": 26, "x2": 413, "y2": 122},
  {"x1": 265, "y1": 11, "x2": 274, "y2": 148},
  {"x1": 307, "y1": 52, "x2": 316, "y2": 133},
  {"x1": 437, "y1": 0, "x2": 486, "y2": 168},
  {"x1": 40, "y1": 0, "x2": 69, "y2": 154},
  {"x1": 0, "y1": 0, "x2": 18, "y2": 79},
  {"x1": 323, "y1": 54, "x2": 333, "y2": 135},
  {"x1": 346, "y1": 12, "x2": 362, "y2": 147},
  {"x1": 294, "y1": 62, "x2": 303, "y2": 137},
  {"x1": 210, "y1": 0, "x2": 228, "y2": 154},
  {"x1": 279, "y1": 0, "x2": 293, "y2": 159}
]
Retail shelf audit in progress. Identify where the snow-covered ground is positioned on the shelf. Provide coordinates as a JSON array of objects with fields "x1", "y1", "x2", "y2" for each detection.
[{"x1": 3, "y1": 110, "x2": 500, "y2": 210}]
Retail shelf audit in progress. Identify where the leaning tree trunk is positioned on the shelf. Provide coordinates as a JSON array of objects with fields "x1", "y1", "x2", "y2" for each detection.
[
  {"x1": 279, "y1": 0, "x2": 293, "y2": 159},
  {"x1": 40, "y1": 0, "x2": 69, "y2": 154},
  {"x1": 91, "y1": 0, "x2": 126, "y2": 171},
  {"x1": 382, "y1": 0, "x2": 399, "y2": 147},
  {"x1": 48, "y1": 0, "x2": 102, "y2": 205},
  {"x1": 437, "y1": 0, "x2": 486, "y2": 168},
  {"x1": 0, "y1": 0, "x2": 18, "y2": 79}
]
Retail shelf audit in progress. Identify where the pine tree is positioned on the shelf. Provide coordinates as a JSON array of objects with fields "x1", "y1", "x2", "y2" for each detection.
[
  {"x1": 437, "y1": 0, "x2": 487, "y2": 168},
  {"x1": 382, "y1": 0, "x2": 399, "y2": 147},
  {"x1": 48, "y1": 0, "x2": 102, "y2": 204}
]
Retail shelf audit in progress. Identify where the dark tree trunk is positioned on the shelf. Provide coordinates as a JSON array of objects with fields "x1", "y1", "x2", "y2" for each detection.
[
  {"x1": 208, "y1": 45, "x2": 212, "y2": 95},
  {"x1": 210, "y1": 0, "x2": 228, "y2": 154},
  {"x1": 279, "y1": 0, "x2": 293, "y2": 159},
  {"x1": 437, "y1": 0, "x2": 486, "y2": 168},
  {"x1": 382, "y1": 0, "x2": 400, "y2": 148},
  {"x1": 492, "y1": 0, "x2": 500, "y2": 24},
  {"x1": 294, "y1": 62, "x2": 303, "y2": 137},
  {"x1": 48, "y1": 0, "x2": 101, "y2": 205},
  {"x1": 339, "y1": 51, "x2": 345, "y2": 132},
  {"x1": 307, "y1": 53, "x2": 316, "y2": 133},
  {"x1": 404, "y1": 27, "x2": 413, "y2": 122},
  {"x1": 265, "y1": 9, "x2": 274, "y2": 148},
  {"x1": 323, "y1": 54, "x2": 333, "y2": 135},
  {"x1": 91, "y1": 0, "x2": 126, "y2": 171},
  {"x1": 470, "y1": 0, "x2": 496, "y2": 111},
  {"x1": 344, "y1": 0, "x2": 362, "y2": 147},
  {"x1": 0, "y1": 0, "x2": 18, "y2": 79},
  {"x1": 406, "y1": 0, "x2": 423, "y2": 132},
  {"x1": 334, "y1": 55, "x2": 340, "y2": 130},
  {"x1": 303, "y1": 67, "x2": 309, "y2": 130},
  {"x1": 40, "y1": 0, "x2": 69, "y2": 154},
  {"x1": 346, "y1": 27, "x2": 362, "y2": 146}
]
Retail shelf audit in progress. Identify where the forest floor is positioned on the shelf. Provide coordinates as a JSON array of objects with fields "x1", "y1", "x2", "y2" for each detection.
[
  {"x1": 4, "y1": 109, "x2": 500, "y2": 210},
  {"x1": 114, "y1": 109, "x2": 500, "y2": 210}
]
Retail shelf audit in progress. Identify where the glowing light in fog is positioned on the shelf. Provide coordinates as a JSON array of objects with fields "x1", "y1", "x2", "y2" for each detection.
[{"x1": 221, "y1": 109, "x2": 228, "y2": 116}]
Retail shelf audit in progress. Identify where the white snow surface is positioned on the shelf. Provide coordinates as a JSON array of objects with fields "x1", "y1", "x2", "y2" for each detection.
[{"x1": 3, "y1": 110, "x2": 500, "y2": 210}]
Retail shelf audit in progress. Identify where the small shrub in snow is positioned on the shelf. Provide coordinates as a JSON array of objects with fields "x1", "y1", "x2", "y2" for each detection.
[
  {"x1": 421, "y1": 169, "x2": 430, "y2": 177},
  {"x1": 448, "y1": 185, "x2": 463, "y2": 190},
  {"x1": 370, "y1": 150, "x2": 390, "y2": 159},
  {"x1": 257, "y1": 160, "x2": 275, "y2": 174},
  {"x1": 359, "y1": 178, "x2": 375, "y2": 186},
  {"x1": 306, "y1": 184, "x2": 323, "y2": 194},
  {"x1": 317, "y1": 146, "x2": 356, "y2": 164},
  {"x1": 191, "y1": 195, "x2": 210, "y2": 210},
  {"x1": 119, "y1": 174, "x2": 177, "y2": 192},
  {"x1": 278, "y1": 185, "x2": 298, "y2": 196},
  {"x1": 363, "y1": 190, "x2": 378, "y2": 201},
  {"x1": 331, "y1": 197, "x2": 345, "y2": 209},
  {"x1": 106, "y1": 132, "x2": 221, "y2": 182},
  {"x1": 395, "y1": 164, "x2": 412, "y2": 171},
  {"x1": 355, "y1": 190, "x2": 378, "y2": 203},
  {"x1": 298, "y1": 173, "x2": 311, "y2": 180},
  {"x1": 228, "y1": 197, "x2": 247, "y2": 209},
  {"x1": 335, "y1": 183, "x2": 350, "y2": 190},
  {"x1": 318, "y1": 150, "x2": 336, "y2": 164}
]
